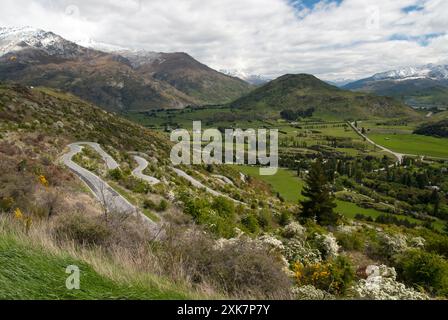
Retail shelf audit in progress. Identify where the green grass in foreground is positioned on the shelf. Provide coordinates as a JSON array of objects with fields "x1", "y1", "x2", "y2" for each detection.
[
  {"x1": 368, "y1": 133, "x2": 448, "y2": 159},
  {"x1": 0, "y1": 235, "x2": 190, "y2": 300}
]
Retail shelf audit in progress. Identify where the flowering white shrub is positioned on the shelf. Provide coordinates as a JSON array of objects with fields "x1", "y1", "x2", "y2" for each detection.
[
  {"x1": 259, "y1": 235, "x2": 285, "y2": 252},
  {"x1": 215, "y1": 233, "x2": 284, "y2": 253},
  {"x1": 409, "y1": 236, "x2": 426, "y2": 249},
  {"x1": 336, "y1": 224, "x2": 358, "y2": 234},
  {"x1": 292, "y1": 285, "x2": 335, "y2": 300},
  {"x1": 314, "y1": 233, "x2": 339, "y2": 260},
  {"x1": 283, "y1": 222, "x2": 306, "y2": 239},
  {"x1": 379, "y1": 233, "x2": 409, "y2": 255},
  {"x1": 352, "y1": 265, "x2": 429, "y2": 300},
  {"x1": 166, "y1": 190, "x2": 175, "y2": 201},
  {"x1": 283, "y1": 238, "x2": 322, "y2": 265}
]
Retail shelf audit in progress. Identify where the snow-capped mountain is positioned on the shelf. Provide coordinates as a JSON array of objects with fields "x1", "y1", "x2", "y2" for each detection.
[
  {"x1": 0, "y1": 26, "x2": 89, "y2": 58},
  {"x1": 74, "y1": 37, "x2": 126, "y2": 53},
  {"x1": 113, "y1": 50, "x2": 166, "y2": 68},
  {"x1": 372, "y1": 64, "x2": 448, "y2": 81},
  {"x1": 0, "y1": 26, "x2": 252, "y2": 111},
  {"x1": 344, "y1": 64, "x2": 448, "y2": 109},
  {"x1": 220, "y1": 69, "x2": 269, "y2": 85}
]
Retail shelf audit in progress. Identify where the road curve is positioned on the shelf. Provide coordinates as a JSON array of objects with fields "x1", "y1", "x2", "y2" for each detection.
[
  {"x1": 171, "y1": 167, "x2": 245, "y2": 205},
  {"x1": 61, "y1": 143, "x2": 158, "y2": 229},
  {"x1": 132, "y1": 155, "x2": 161, "y2": 185},
  {"x1": 74, "y1": 141, "x2": 119, "y2": 170},
  {"x1": 213, "y1": 174, "x2": 234, "y2": 186},
  {"x1": 348, "y1": 122, "x2": 406, "y2": 163}
]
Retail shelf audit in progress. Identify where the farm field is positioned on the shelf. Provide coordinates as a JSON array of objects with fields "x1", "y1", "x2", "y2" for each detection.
[
  {"x1": 368, "y1": 134, "x2": 448, "y2": 158},
  {"x1": 360, "y1": 121, "x2": 448, "y2": 159},
  {"x1": 236, "y1": 165, "x2": 446, "y2": 231},
  {"x1": 237, "y1": 165, "x2": 384, "y2": 217}
]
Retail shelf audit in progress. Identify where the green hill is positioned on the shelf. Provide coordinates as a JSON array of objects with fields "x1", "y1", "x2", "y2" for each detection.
[
  {"x1": 0, "y1": 84, "x2": 171, "y2": 157},
  {"x1": 229, "y1": 74, "x2": 419, "y2": 121}
]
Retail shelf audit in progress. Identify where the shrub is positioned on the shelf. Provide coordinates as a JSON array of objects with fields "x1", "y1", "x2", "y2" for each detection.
[
  {"x1": 53, "y1": 212, "x2": 151, "y2": 251},
  {"x1": 292, "y1": 285, "x2": 335, "y2": 300},
  {"x1": 312, "y1": 233, "x2": 340, "y2": 260},
  {"x1": 368, "y1": 233, "x2": 409, "y2": 261},
  {"x1": 108, "y1": 168, "x2": 124, "y2": 181},
  {"x1": 283, "y1": 238, "x2": 322, "y2": 265},
  {"x1": 425, "y1": 233, "x2": 448, "y2": 258},
  {"x1": 394, "y1": 249, "x2": 448, "y2": 296},
  {"x1": 157, "y1": 199, "x2": 169, "y2": 212},
  {"x1": 282, "y1": 222, "x2": 306, "y2": 239},
  {"x1": 352, "y1": 265, "x2": 428, "y2": 300},
  {"x1": 277, "y1": 210, "x2": 292, "y2": 226},
  {"x1": 335, "y1": 232, "x2": 365, "y2": 251},
  {"x1": 174, "y1": 234, "x2": 292, "y2": 299},
  {"x1": 125, "y1": 177, "x2": 149, "y2": 194},
  {"x1": 181, "y1": 194, "x2": 237, "y2": 238},
  {"x1": 241, "y1": 214, "x2": 260, "y2": 234},
  {"x1": 53, "y1": 213, "x2": 111, "y2": 247},
  {"x1": 143, "y1": 199, "x2": 157, "y2": 210},
  {"x1": 211, "y1": 197, "x2": 235, "y2": 220},
  {"x1": 293, "y1": 256, "x2": 355, "y2": 295},
  {"x1": 257, "y1": 209, "x2": 273, "y2": 231}
]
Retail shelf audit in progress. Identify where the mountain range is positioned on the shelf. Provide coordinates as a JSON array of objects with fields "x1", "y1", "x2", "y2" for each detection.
[
  {"x1": 0, "y1": 26, "x2": 437, "y2": 119},
  {"x1": 0, "y1": 26, "x2": 252, "y2": 112},
  {"x1": 344, "y1": 64, "x2": 448, "y2": 109}
]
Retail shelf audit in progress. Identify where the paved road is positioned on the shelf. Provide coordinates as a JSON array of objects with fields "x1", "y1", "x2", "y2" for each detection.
[
  {"x1": 171, "y1": 167, "x2": 245, "y2": 205},
  {"x1": 75, "y1": 142, "x2": 119, "y2": 170},
  {"x1": 213, "y1": 174, "x2": 234, "y2": 186},
  {"x1": 132, "y1": 155, "x2": 161, "y2": 185},
  {"x1": 62, "y1": 143, "x2": 135, "y2": 214},
  {"x1": 61, "y1": 143, "x2": 158, "y2": 231},
  {"x1": 348, "y1": 122, "x2": 406, "y2": 163}
]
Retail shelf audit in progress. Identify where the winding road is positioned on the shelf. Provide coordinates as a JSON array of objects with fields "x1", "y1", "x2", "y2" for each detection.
[
  {"x1": 62, "y1": 143, "x2": 135, "y2": 214},
  {"x1": 171, "y1": 167, "x2": 245, "y2": 205},
  {"x1": 132, "y1": 156, "x2": 161, "y2": 185},
  {"x1": 75, "y1": 142, "x2": 120, "y2": 170},
  {"x1": 61, "y1": 143, "x2": 159, "y2": 231},
  {"x1": 63, "y1": 141, "x2": 245, "y2": 228}
]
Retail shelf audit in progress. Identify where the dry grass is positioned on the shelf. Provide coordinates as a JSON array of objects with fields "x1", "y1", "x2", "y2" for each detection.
[{"x1": 1, "y1": 208, "x2": 293, "y2": 300}]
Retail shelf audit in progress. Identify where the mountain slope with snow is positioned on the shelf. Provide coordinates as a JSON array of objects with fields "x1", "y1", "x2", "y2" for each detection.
[
  {"x1": 0, "y1": 26, "x2": 252, "y2": 110},
  {"x1": 220, "y1": 69, "x2": 269, "y2": 85},
  {"x1": 344, "y1": 64, "x2": 448, "y2": 109},
  {"x1": 371, "y1": 64, "x2": 448, "y2": 81},
  {"x1": 0, "y1": 26, "x2": 91, "y2": 59}
]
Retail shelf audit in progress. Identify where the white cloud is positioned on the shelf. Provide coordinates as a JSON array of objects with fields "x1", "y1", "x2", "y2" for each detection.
[{"x1": 0, "y1": 0, "x2": 447, "y2": 80}]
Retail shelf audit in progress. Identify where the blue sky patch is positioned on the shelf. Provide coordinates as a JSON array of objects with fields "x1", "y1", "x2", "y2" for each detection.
[
  {"x1": 289, "y1": 0, "x2": 343, "y2": 11},
  {"x1": 389, "y1": 32, "x2": 444, "y2": 46},
  {"x1": 402, "y1": 4, "x2": 425, "y2": 13}
]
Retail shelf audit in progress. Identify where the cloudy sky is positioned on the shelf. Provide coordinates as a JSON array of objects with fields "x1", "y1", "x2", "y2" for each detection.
[{"x1": 1, "y1": 0, "x2": 447, "y2": 81}]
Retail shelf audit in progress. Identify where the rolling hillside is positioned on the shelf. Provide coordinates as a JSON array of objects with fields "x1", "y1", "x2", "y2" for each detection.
[{"x1": 229, "y1": 74, "x2": 419, "y2": 120}]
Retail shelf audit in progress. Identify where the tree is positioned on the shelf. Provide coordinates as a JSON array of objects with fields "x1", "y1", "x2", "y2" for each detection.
[
  {"x1": 300, "y1": 159, "x2": 338, "y2": 226},
  {"x1": 431, "y1": 189, "x2": 441, "y2": 217}
]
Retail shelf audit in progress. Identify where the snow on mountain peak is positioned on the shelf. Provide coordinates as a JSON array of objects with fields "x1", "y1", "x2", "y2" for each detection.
[
  {"x1": 372, "y1": 64, "x2": 448, "y2": 81},
  {"x1": 0, "y1": 26, "x2": 87, "y2": 58},
  {"x1": 220, "y1": 69, "x2": 269, "y2": 85}
]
